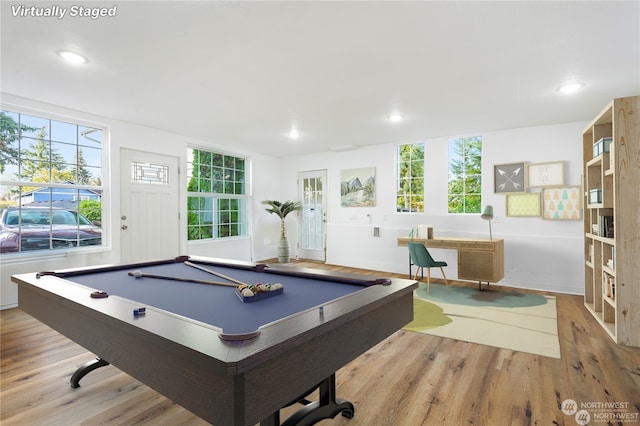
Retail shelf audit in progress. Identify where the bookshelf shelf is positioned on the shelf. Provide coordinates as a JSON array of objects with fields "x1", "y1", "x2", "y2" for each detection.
[
  {"x1": 603, "y1": 296, "x2": 615, "y2": 308},
  {"x1": 582, "y1": 96, "x2": 640, "y2": 347}
]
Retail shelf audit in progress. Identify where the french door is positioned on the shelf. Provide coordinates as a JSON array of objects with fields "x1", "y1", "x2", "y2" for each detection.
[{"x1": 298, "y1": 170, "x2": 327, "y2": 261}]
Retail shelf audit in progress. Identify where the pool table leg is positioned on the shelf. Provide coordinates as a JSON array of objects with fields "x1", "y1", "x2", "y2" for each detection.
[
  {"x1": 278, "y1": 373, "x2": 354, "y2": 426},
  {"x1": 70, "y1": 358, "x2": 110, "y2": 388}
]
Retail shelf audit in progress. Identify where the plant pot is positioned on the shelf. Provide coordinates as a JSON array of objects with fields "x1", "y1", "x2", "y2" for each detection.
[{"x1": 277, "y1": 237, "x2": 290, "y2": 263}]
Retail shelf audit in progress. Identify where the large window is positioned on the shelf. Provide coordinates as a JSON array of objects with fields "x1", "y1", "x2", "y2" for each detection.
[
  {"x1": 186, "y1": 148, "x2": 248, "y2": 240},
  {"x1": 448, "y1": 136, "x2": 482, "y2": 214},
  {"x1": 396, "y1": 143, "x2": 425, "y2": 213},
  {"x1": 0, "y1": 109, "x2": 103, "y2": 255}
]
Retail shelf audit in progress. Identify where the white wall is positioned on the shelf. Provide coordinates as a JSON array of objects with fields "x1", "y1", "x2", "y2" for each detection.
[
  {"x1": 0, "y1": 93, "x2": 587, "y2": 310},
  {"x1": 279, "y1": 122, "x2": 587, "y2": 294}
]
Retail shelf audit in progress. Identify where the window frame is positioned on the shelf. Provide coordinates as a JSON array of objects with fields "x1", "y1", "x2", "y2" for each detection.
[
  {"x1": 0, "y1": 107, "x2": 106, "y2": 256},
  {"x1": 396, "y1": 142, "x2": 425, "y2": 213},
  {"x1": 447, "y1": 135, "x2": 483, "y2": 214},
  {"x1": 0, "y1": 108, "x2": 109, "y2": 261},
  {"x1": 186, "y1": 147, "x2": 249, "y2": 241}
]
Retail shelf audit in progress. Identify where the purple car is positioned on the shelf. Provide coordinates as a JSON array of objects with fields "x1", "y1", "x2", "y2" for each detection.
[{"x1": 0, "y1": 207, "x2": 102, "y2": 253}]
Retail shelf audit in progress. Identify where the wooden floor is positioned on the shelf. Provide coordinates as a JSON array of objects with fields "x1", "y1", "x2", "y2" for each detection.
[{"x1": 2, "y1": 262, "x2": 639, "y2": 425}]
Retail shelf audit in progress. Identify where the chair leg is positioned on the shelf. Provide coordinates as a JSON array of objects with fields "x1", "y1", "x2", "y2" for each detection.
[
  {"x1": 426, "y1": 268, "x2": 431, "y2": 294},
  {"x1": 413, "y1": 267, "x2": 425, "y2": 282},
  {"x1": 440, "y1": 267, "x2": 449, "y2": 288}
]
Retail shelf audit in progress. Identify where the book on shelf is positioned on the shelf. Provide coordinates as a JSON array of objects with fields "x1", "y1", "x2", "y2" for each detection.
[
  {"x1": 603, "y1": 272, "x2": 615, "y2": 300},
  {"x1": 600, "y1": 215, "x2": 614, "y2": 238},
  {"x1": 606, "y1": 247, "x2": 615, "y2": 270}
]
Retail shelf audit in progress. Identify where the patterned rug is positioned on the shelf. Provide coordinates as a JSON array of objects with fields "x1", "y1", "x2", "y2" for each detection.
[{"x1": 404, "y1": 283, "x2": 561, "y2": 359}]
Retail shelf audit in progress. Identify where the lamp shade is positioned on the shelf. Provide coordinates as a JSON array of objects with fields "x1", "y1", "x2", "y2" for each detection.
[{"x1": 481, "y1": 205, "x2": 494, "y2": 220}]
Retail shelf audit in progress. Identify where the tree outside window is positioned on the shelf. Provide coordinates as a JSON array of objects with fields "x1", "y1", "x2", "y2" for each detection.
[
  {"x1": 186, "y1": 148, "x2": 247, "y2": 240},
  {"x1": 448, "y1": 136, "x2": 482, "y2": 214},
  {"x1": 396, "y1": 143, "x2": 424, "y2": 213}
]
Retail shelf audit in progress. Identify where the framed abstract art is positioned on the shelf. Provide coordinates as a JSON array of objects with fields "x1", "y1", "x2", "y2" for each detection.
[
  {"x1": 542, "y1": 186, "x2": 582, "y2": 220},
  {"x1": 528, "y1": 161, "x2": 565, "y2": 188},
  {"x1": 506, "y1": 193, "x2": 541, "y2": 217},
  {"x1": 494, "y1": 162, "x2": 527, "y2": 193}
]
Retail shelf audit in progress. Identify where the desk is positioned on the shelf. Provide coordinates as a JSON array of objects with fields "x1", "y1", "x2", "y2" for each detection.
[
  {"x1": 13, "y1": 256, "x2": 416, "y2": 426},
  {"x1": 397, "y1": 237, "x2": 504, "y2": 286}
]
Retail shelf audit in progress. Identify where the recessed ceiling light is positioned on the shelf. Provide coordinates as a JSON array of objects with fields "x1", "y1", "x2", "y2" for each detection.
[
  {"x1": 558, "y1": 83, "x2": 584, "y2": 94},
  {"x1": 388, "y1": 114, "x2": 404, "y2": 122},
  {"x1": 289, "y1": 130, "x2": 300, "y2": 140},
  {"x1": 57, "y1": 50, "x2": 88, "y2": 64}
]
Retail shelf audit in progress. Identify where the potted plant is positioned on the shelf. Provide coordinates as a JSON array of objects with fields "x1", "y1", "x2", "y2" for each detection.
[{"x1": 262, "y1": 199, "x2": 302, "y2": 263}]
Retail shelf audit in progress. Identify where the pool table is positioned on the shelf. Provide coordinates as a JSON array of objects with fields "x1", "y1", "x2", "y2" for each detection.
[{"x1": 13, "y1": 256, "x2": 417, "y2": 426}]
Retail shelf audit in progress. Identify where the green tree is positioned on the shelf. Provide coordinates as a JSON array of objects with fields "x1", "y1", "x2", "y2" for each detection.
[
  {"x1": 79, "y1": 199, "x2": 102, "y2": 224},
  {"x1": 187, "y1": 149, "x2": 213, "y2": 240},
  {"x1": 72, "y1": 147, "x2": 93, "y2": 184},
  {"x1": 18, "y1": 129, "x2": 73, "y2": 186},
  {"x1": 187, "y1": 149, "x2": 246, "y2": 240},
  {"x1": 0, "y1": 110, "x2": 37, "y2": 174},
  {"x1": 397, "y1": 143, "x2": 424, "y2": 212},
  {"x1": 187, "y1": 196, "x2": 213, "y2": 240},
  {"x1": 448, "y1": 136, "x2": 482, "y2": 213},
  {"x1": 16, "y1": 129, "x2": 65, "y2": 182}
]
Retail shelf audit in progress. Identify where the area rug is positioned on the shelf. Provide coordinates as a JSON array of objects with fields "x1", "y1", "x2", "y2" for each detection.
[{"x1": 404, "y1": 283, "x2": 561, "y2": 359}]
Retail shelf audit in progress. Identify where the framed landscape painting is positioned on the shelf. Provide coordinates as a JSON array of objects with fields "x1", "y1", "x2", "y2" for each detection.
[{"x1": 340, "y1": 167, "x2": 376, "y2": 207}]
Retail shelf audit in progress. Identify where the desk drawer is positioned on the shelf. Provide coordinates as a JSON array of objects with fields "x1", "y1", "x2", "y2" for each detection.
[
  {"x1": 426, "y1": 240, "x2": 458, "y2": 249},
  {"x1": 459, "y1": 242, "x2": 494, "y2": 250}
]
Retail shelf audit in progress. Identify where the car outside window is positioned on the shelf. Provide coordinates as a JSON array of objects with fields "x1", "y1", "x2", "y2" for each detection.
[
  {"x1": 0, "y1": 207, "x2": 102, "y2": 253},
  {"x1": 0, "y1": 109, "x2": 104, "y2": 255}
]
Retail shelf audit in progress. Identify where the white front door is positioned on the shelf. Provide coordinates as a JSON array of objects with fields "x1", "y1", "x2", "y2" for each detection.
[
  {"x1": 120, "y1": 148, "x2": 180, "y2": 262},
  {"x1": 298, "y1": 170, "x2": 327, "y2": 261}
]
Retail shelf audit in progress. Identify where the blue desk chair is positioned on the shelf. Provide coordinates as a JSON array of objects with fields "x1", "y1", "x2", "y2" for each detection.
[{"x1": 407, "y1": 242, "x2": 449, "y2": 293}]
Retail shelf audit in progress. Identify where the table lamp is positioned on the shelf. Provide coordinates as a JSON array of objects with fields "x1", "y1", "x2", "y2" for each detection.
[{"x1": 481, "y1": 205, "x2": 494, "y2": 240}]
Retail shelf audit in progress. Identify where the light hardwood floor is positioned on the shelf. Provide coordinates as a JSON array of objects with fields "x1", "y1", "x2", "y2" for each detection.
[{"x1": 2, "y1": 262, "x2": 639, "y2": 425}]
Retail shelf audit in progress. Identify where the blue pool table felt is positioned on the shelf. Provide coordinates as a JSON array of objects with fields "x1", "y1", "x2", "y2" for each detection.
[{"x1": 66, "y1": 262, "x2": 362, "y2": 335}]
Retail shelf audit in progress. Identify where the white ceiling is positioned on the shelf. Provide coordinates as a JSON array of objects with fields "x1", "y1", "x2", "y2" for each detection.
[{"x1": 1, "y1": 1, "x2": 639, "y2": 157}]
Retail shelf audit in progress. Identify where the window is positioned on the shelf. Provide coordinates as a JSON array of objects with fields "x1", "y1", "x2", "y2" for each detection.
[
  {"x1": 186, "y1": 148, "x2": 247, "y2": 240},
  {"x1": 0, "y1": 109, "x2": 103, "y2": 254},
  {"x1": 131, "y1": 161, "x2": 169, "y2": 185},
  {"x1": 396, "y1": 143, "x2": 424, "y2": 213},
  {"x1": 448, "y1": 136, "x2": 482, "y2": 214}
]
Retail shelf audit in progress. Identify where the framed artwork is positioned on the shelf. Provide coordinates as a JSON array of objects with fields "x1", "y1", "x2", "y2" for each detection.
[
  {"x1": 528, "y1": 161, "x2": 565, "y2": 188},
  {"x1": 506, "y1": 193, "x2": 541, "y2": 217},
  {"x1": 340, "y1": 167, "x2": 376, "y2": 207},
  {"x1": 542, "y1": 186, "x2": 582, "y2": 220},
  {"x1": 494, "y1": 162, "x2": 527, "y2": 193}
]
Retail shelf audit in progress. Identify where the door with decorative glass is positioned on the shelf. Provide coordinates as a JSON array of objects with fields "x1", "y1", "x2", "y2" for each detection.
[
  {"x1": 298, "y1": 170, "x2": 326, "y2": 261},
  {"x1": 120, "y1": 148, "x2": 180, "y2": 262}
]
